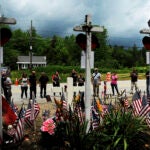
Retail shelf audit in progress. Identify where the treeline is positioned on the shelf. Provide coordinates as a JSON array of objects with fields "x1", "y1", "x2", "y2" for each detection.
[{"x1": 2, "y1": 25, "x2": 146, "y2": 70}]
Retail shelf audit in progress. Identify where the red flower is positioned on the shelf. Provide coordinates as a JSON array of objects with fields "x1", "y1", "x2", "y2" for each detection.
[{"x1": 41, "y1": 118, "x2": 56, "y2": 135}]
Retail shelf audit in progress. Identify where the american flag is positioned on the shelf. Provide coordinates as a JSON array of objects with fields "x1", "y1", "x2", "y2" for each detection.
[
  {"x1": 31, "y1": 101, "x2": 40, "y2": 121},
  {"x1": 24, "y1": 101, "x2": 33, "y2": 127},
  {"x1": 14, "y1": 106, "x2": 25, "y2": 142},
  {"x1": 132, "y1": 92, "x2": 150, "y2": 128},
  {"x1": 24, "y1": 100, "x2": 40, "y2": 127},
  {"x1": 61, "y1": 92, "x2": 67, "y2": 112},
  {"x1": 132, "y1": 99, "x2": 142, "y2": 115},
  {"x1": 10, "y1": 99, "x2": 18, "y2": 114},
  {"x1": 90, "y1": 105, "x2": 100, "y2": 130},
  {"x1": 132, "y1": 92, "x2": 142, "y2": 116},
  {"x1": 74, "y1": 103, "x2": 84, "y2": 124}
]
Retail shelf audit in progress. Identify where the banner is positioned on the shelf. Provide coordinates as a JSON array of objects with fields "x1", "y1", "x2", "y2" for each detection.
[
  {"x1": 0, "y1": 47, "x2": 3, "y2": 64},
  {"x1": 146, "y1": 52, "x2": 150, "y2": 64},
  {"x1": 81, "y1": 50, "x2": 94, "y2": 69}
]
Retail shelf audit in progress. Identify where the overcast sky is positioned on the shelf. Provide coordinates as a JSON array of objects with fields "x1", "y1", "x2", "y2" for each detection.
[{"x1": 1, "y1": 0, "x2": 150, "y2": 46}]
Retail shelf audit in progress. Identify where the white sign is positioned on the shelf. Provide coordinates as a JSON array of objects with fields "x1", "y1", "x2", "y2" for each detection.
[
  {"x1": 146, "y1": 52, "x2": 150, "y2": 64},
  {"x1": 81, "y1": 50, "x2": 94, "y2": 69},
  {"x1": 91, "y1": 26, "x2": 104, "y2": 32},
  {"x1": 0, "y1": 47, "x2": 3, "y2": 64}
]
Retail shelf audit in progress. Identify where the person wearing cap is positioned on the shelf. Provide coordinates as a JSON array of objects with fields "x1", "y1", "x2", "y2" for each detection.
[{"x1": 91, "y1": 68, "x2": 101, "y2": 97}]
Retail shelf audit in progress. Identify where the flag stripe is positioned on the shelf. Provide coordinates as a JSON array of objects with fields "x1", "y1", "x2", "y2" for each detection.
[
  {"x1": 146, "y1": 117, "x2": 150, "y2": 128},
  {"x1": 132, "y1": 99, "x2": 142, "y2": 115},
  {"x1": 139, "y1": 104, "x2": 150, "y2": 117}
]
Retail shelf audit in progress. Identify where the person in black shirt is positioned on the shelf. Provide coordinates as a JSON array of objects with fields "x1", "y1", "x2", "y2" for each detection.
[
  {"x1": 78, "y1": 74, "x2": 85, "y2": 86},
  {"x1": 39, "y1": 72, "x2": 49, "y2": 98},
  {"x1": 71, "y1": 69, "x2": 78, "y2": 86},
  {"x1": 130, "y1": 68, "x2": 138, "y2": 94},
  {"x1": 146, "y1": 70, "x2": 150, "y2": 97},
  {"x1": 29, "y1": 71, "x2": 37, "y2": 99}
]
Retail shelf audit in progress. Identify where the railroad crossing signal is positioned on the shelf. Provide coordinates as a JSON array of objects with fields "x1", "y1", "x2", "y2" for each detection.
[
  {"x1": 142, "y1": 36, "x2": 150, "y2": 50},
  {"x1": 76, "y1": 33, "x2": 100, "y2": 50},
  {"x1": 73, "y1": 14, "x2": 104, "y2": 132},
  {"x1": 0, "y1": 16, "x2": 16, "y2": 141},
  {"x1": 140, "y1": 20, "x2": 150, "y2": 50},
  {"x1": 0, "y1": 16, "x2": 16, "y2": 46},
  {"x1": 0, "y1": 28, "x2": 12, "y2": 46}
]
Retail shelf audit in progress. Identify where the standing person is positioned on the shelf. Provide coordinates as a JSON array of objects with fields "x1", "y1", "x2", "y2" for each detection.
[
  {"x1": 18, "y1": 72, "x2": 28, "y2": 99},
  {"x1": 52, "y1": 71, "x2": 61, "y2": 87},
  {"x1": 145, "y1": 70, "x2": 150, "y2": 97},
  {"x1": 91, "y1": 68, "x2": 101, "y2": 97},
  {"x1": 28, "y1": 71, "x2": 37, "y2": 99},
  {"x1": 3, "y1": 73, "x2": 12, "y2": 103},
  {"x1": 111, "y1": 72, "x2": 120, "y2": 96},
  {"x1": 78, "y1": 74, "x2": 85, "y2": 86},
  {"x1": 130, "y1": 68, "x2": 138, "y2": 94},
  {"x1": 39, "y1": 72, "x2": 49, "y2": 98},
  {"x1": 71, "y1": 69, "x2": 78, "y2": 86},
  {"x1": 1, "y1": 71, "x2": 7, "y2": 94}
]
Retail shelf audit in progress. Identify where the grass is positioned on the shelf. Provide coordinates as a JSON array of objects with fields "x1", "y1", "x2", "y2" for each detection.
[
  {"x1": 101, "y1": 73, "x2": 145, "y2": 81},
  {"x1": 10, "y1": 71, "x2": 146, "y2": 84}
]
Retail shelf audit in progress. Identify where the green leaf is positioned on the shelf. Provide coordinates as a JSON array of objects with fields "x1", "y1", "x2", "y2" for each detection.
[
  {"x1": 124, "y1": 138, "x2": 128, "y2": 150},
  {"x1": 113, "y1": 137, "x2": 121, "y2": 148}
]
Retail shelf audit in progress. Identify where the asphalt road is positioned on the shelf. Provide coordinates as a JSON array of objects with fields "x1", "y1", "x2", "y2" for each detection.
[{"x1": 9, "y1": 79, "x2": 146, "y2": 105}]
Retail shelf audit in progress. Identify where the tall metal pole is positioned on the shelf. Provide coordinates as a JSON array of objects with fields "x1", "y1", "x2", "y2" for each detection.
[
  {"x1": 85, "y1": 15, "x2": 92, "y2": 130},
  {"x1": 0, "y1": 11, "x2": 2, "y2": 139},
  {"x1": 0, "y1": 47, "x2": 2, "y2": 140},
  {"x1": 148, "y1": 20, "x2": 150, "y2": 100},
  {"x1": 30, "y1": 20, "x2": 32, "y2": 70}
]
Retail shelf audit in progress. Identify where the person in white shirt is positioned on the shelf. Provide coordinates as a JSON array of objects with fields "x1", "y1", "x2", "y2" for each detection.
[
  {"x1": 19, "y1": 72, "x2": 28, "y2": 99},
  {"x1": 91, "y1": 68, "x2": 101, "y2": 97}
]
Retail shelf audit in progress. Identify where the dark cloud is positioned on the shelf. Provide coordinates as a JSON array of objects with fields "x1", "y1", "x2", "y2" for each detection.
[{"x1": 1, "y1": 0, "x2": 150, "y2": 46}]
